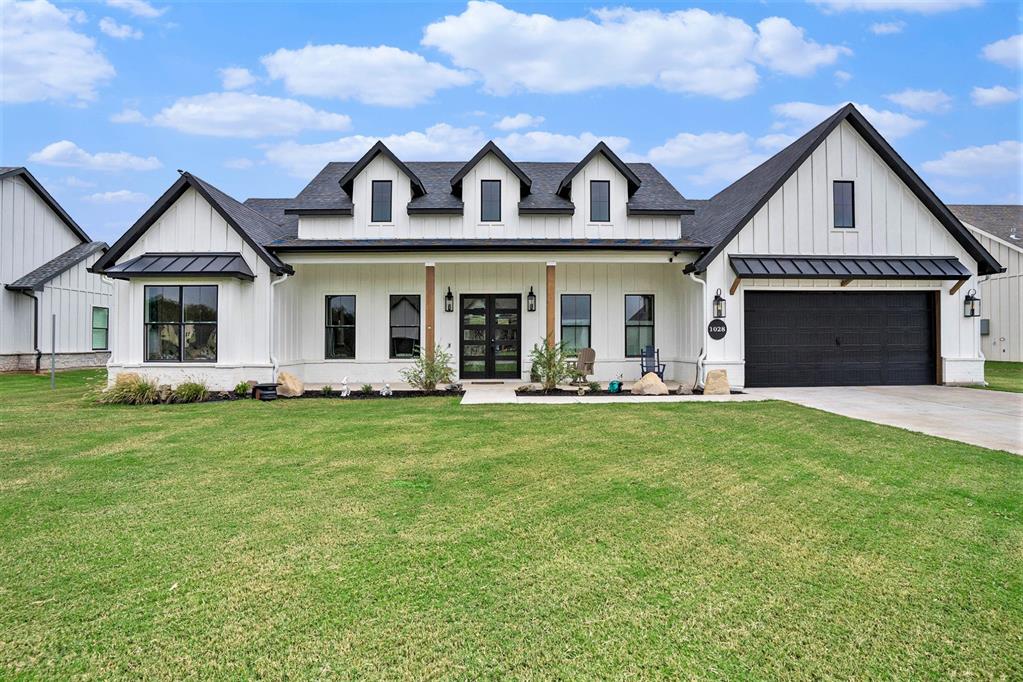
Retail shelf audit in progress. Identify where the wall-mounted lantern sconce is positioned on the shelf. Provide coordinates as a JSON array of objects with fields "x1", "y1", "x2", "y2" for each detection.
[
  {"x1": 963, "y1": 289, "x2": 980, "y2": 318},
  {"x1": 712, "y1": 288, "x2": 726, "y2": 319},
  {"x1": 444, "y1": 287, "x2": 454, "y2": 313},
  {"x1": 527, "y1": 286, "x2": 537, "y2": 312}
]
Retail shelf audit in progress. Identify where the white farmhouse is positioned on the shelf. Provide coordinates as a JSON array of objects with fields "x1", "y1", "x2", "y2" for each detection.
[
  {"x1": 1, "y1": 168, "x2": 112, "y2": 371},
  {"x1": 91, "y1": 105, "x2": 1003, "y2": 390}
]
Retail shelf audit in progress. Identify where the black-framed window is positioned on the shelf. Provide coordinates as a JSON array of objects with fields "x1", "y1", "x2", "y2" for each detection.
[
  {"x1": 325, "y1": 295, "x2": 356, "y2": 359},
  {"x1": 481, "y1": 179, "x2": 501, "y2": 222},
  {"x1": 390, "y1": 294, "x2": 420, "y2": 359},
  {"x1": 92, "y1": 306, "x2": 109, "y2": 351},
  {"x1": 144, "y1": 285, "x2": 217, "y2": 363},
  {"x1": 560, "y1": 294, "x2": 591, "y2": 356},
  {"x1": 833, "y1": 181, "x2": 854, "y2": 229},
  {"x1": 371, "y1": 180, "x2": 392, "y2": 223},
  {"x1": 625, "y1": 294, "x2": 654, "y2": 358},
  {"x1": 590, "y1": 180, "x2": 610, "y2": 222}
]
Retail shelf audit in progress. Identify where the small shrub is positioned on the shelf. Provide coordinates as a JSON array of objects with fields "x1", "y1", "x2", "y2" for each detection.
[
  {"x1": 399, "y1": 345, "x2": 455, "y2": 391},
  {"x1": 360, "y1": 384, "x2": 373, "y2": 395},
  {"x1": 587, "y1": 381, "x2": 601, "y2": 392},
  {"x1": 528, "y1": 340, "x2": 573, "y2": 392},
  {"x1": 97, "y1": 373, "x2": 159, "y2": 405},
  {"x1": 233, "y1": 381, "x2": 250, "y2": 398},
  {"x1": 174, "y1": 381, "x2": 209, "y2": 403},
  {"x1": 321, "y1": 385, "x2": 333, "y2": 396}
]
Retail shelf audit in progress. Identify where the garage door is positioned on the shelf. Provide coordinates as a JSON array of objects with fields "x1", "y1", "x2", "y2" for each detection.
[{"x1": 744, "y1": 291, "x2": 936, "y2": 387}]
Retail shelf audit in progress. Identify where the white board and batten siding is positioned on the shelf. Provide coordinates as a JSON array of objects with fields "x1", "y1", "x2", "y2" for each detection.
[
  {"x1": 703, "y1": 120, "x2": 986, "y2": 386},
  {"x1": 296, "y1": 152, "x2": 681, "y2": 241},
  {"x1": 107, "y1": 187, "x2": 275, "y2": 387},
  {"x1": 1, "y1": 173, "x2": 112, "y2": 361},
  {"x1": 967, "y1": 226, "x2": 1022, "y2": 362}
]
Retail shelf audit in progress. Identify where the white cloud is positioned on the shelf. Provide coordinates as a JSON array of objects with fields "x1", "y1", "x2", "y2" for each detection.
[
  {"x1": 1, "y1": 0, "x2": 115, "y2": 104},
  {"x1": 982, "y1": 34, "x2": 1022, "y2": 69},
  {"x1": 646, "y1": 131, "x2": 768, "y2": 185},
  {"x1": 834, "y1": 70, "x2": 853, "y2": 84},
  {"x1": 922, "y1": 140, "x2": 1022, "y2": 177},
  {"x1": 110, "y1": 107, "x2": 146, "y2": 123},
  {"x1": 63, "y1": 176, "x2": 96, "y2": 188},
  {"x1": 151, "y1": 92, "x2": 351, "y2": 138},
  {"x1": 971, "y1": 85, "x2": 1020, "y2": 106},
  {"x1": 497, "y1": 131, "x2": 631, "y2": 160},
  {"x1": 811, "y1": 0, "x2": 980, "y2": 13},
  {"x1": 422, "y1": 2, "x2": 846, "y2": 100},
  {"x1": 105, "y1": 0, "x2": 166, "y2": 18},
  {"x1": 265, "y1": 124, "x2": 487, "y2": 177},
  {"x1": 756, "y1": 133, "x2": 797, "y2": 150},
  {"x1": 754, "y1": 17, "x2": 852, "y2": 76},
  {"x1": 28, "y1": 140, "x2": 161, "y2": 171},
  {"x1": 869, "y1": 21, "x2": 905, "y2": 34},
  {"x1": 219, "y1": 67, "x2": 256, "y2": 90},
  {"x1": 772, "y1": 101, "x2": 926, "y2": 139},
  {"x1": 224, "y1": 157, "x2": 255, "y2": 170},
  {"x1": 85, "y1": 189, "x2": 148, "y2": 203},
  {"x1": 98, "y1": 17, "x2": 141, "y2": 39},
  {"x1": 883, "y1": 88, "x2": 952, "y2": 112},
  {"x1": 262, "y1": 44, "x2": 473, "y2": 107},
  {"x1": 493, "y1": 113, "x2": 545, "y2": 131}
]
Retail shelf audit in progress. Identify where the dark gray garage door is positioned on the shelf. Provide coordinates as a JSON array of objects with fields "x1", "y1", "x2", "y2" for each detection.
[{"x1": 744, "y1": 291, "x2": 936, "y2": 387}]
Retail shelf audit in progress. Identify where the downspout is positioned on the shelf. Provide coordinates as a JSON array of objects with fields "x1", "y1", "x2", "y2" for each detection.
[
  {"x1": 20, "y1": 290, "x2": 41, "y2": 373},
  {"x1": 687, "y1": 271, "x2": 708, "y2": 391},
  {"x1": 269, "y1": 271, "x2": 291, "y2": 382}
]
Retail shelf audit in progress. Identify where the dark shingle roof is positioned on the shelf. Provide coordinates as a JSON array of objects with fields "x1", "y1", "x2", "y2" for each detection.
[
  {"x1": 6, "y1": 241, "x2": 107, "y2": 291},
  {"x1": 0, "y1": 166, "x2": 91, "y2": 243},
  {"x1": 244, "y1": 198, "x2": 299, "y2": 239},
  {"x1": 948, "y1": 205, "x2": 1022, "y2": 245}
]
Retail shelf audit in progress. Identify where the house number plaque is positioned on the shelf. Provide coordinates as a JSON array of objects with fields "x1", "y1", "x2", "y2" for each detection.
[{"x1": 708, "y1": 320, "x2": 727, "y2": 340}]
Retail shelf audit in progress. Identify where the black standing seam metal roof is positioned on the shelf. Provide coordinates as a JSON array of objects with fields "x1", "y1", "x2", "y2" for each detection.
[
  {"x1": 0, "y1": 167, "x2": 92, "y2": 244},
  {"x1": 5, "y1": 241, "x2": 108, "y2": 291},
  {"x1": 729, "y1": 255, "x2": 973, "y2": 280},
  {"x1": 683, "y1": 104, "x2": 1003, "y2": 277},
  {"x1": 103, "y1": 252, "x2": 255, "y2": 280},
  {"x1": 948, "y1": 204, "x2": 1022, "y2": 246},
  {"x1": 91, "y1": 172, "x2": 292, "y2": 276}
]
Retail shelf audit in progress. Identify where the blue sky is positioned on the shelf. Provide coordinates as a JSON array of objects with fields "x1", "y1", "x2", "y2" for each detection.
[{"x1": 2, "y1": 0, "x2": 1021, "y2": 243}]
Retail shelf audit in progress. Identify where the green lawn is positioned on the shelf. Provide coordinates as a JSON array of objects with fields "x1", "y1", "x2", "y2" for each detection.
[
  {"x1": 1, "y1": 370, "x2": 1020, "y2": 679},
  {"x1": 979, "y1": 361, "x2": 1023, "y2": 393}
]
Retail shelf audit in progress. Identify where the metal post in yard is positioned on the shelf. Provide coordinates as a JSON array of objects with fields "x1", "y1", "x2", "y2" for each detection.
[{"x1": 50, "y1": 313, "x2": 56, "y2": 389}]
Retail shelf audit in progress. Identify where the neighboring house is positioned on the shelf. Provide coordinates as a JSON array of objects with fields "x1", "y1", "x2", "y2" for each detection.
[
  {"x1": 948, "y1": 205, "x2": 1022, "y2": 362},
  {"x1": 90, "y1": 105, "x2": 1002, "y2": 390},
  {"x1": 1, "y1": 167, "x2": 112, "y2": 372}
]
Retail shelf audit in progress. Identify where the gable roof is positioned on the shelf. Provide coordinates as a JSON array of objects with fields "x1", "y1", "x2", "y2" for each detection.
[
  {"x1": 948, "y1": 204, "x2": 1022, "y2": 246},
  {"x1": 683, "y1": 104, "x2": 1004, "y2": 276},
  {"x1": 91, "y1": 172, "x2": 292, "y2": 276},
  {"x1": 0, "y1": 167, "x2": 91, "y2": 243},
  {"x1": 338, "y1": 141, "x2": 427, "y2": 198},
  {"x1": 450, "y1": 141, "x2": 532, "y2": 197},
  {"x1": 556, "y1": 142, "x2": 642, "y2": 197},
  {"x1": 5, "y1": 240, "x2": 107, "y2": 292}
]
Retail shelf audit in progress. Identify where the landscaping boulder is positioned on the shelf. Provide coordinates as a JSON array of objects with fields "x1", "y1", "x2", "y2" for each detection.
[
  {"x1": 158, "y1": 384, "x2": 173, "y2": 403},
  {"x1": 276, "y1": 371, "x2": 304, "y2": 397},
  {"x1": 675, "y1": 384, "x2": 693, "y2": 395},
  {"x1": 631, "y1": 372, "x2": 669, "y2": 396},
  {"x1": 704, "y1": 370, "x2": 730, "y2": 395}
]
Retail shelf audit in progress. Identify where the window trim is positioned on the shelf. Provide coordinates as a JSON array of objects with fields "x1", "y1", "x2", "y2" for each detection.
[
  {"x1": 91, "y1": 306, "x2": 109, "y2": 351},
  {"x1": 480, "y1": 179, "x2": 502, "y2": 223},
  {"x1": 371, "y1": 179, "x2": 392, "y2": 224},
  {"x1": 143, "y1": 285, "x2": 218, "y2": 363},
  {"x1": 833, "y1": 180, "x2": 855, "y2": 229},
  {"x1": 624, "y1": 294, "x2": 654, "y2": 358},
  {"x1": 590, "y1": 180, "x2": 611, "y2": 223},
  {"x1": 324, "y1": 294, "x2": 357, "y2": 360},
  {"x1": 560, "y1": 294, "x2": 591, "y2": 357},
  {"x1": 389, "y1": 294, "x2": 421, "y2": 360}
]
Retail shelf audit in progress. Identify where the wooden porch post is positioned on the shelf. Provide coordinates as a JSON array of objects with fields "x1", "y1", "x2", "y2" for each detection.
[
  {"x1": 425, "y1": 263, "x2": 436, "y2": 359},
  {"x1": 546, "y1": 262, "x2": 556, "y2": 348}
]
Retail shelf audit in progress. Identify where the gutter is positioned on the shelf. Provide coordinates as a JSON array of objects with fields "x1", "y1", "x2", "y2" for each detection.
[
  {"x1": 686, "y1": 271, "x2": 708, "y2": 391},
  {"x1": 269, "y1": 271, "x2": 291, "y2": 382}
]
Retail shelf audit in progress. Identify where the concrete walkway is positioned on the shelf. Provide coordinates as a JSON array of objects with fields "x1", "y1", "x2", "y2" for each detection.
[{"x1": 747, "y1": 385, "x2": 1023, "y2": 455}]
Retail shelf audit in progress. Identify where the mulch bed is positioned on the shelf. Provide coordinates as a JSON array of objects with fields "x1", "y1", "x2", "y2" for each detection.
[
  {"x1": 290, "y1": 389, "x2": 465, "y2": 400},
  {"x1": 516, "y1": 387, "x2": 744, "y2": 397}
]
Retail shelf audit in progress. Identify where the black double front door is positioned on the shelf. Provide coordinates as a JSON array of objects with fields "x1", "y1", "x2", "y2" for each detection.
[{"x1": 460, "y1": 294, "x2": 522, "y2": 379}]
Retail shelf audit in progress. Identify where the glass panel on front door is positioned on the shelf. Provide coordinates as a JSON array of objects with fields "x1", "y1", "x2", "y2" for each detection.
[{"x1": 460, "y1": 294, "x2": 521, "y2": 379}]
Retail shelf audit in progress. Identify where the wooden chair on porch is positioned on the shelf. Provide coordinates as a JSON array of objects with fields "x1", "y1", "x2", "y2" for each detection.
[
  {"x1": 640, "y1": 345, "x2": 665, "y2": 380},
  {"x1": 572, "y1": 347, "x2": 596, "y2": 384}
]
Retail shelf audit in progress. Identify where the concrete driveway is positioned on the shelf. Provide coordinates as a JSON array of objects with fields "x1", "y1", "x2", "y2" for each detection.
[{"x1": 747, "y1": 385, "x2": 1023, "y2": 455}]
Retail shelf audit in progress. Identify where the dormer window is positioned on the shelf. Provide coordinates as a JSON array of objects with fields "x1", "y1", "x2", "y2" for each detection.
[
  {"x1": 481, "y1": 179, "x2": 501, "y2": 222},
  {"x1": 371, "y1": 180, "x2": 392, "y2": 223},
  {"x1": 590, "y1": 180, "x2": 610, "y2": 222},
  {"x1": 833, "y1": 181, "x2": 854, "y2": 229}
]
